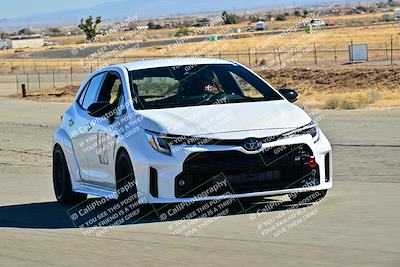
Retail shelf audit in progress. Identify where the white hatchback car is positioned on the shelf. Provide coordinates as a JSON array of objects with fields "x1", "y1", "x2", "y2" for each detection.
[{"x1": 53, "y1": 58, "x2": 332, "y2": 205}]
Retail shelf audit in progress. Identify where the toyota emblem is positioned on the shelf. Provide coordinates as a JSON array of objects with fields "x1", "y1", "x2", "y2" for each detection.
[{"x1": 242, "y1": 138, "x2": 263, "y2": 151}]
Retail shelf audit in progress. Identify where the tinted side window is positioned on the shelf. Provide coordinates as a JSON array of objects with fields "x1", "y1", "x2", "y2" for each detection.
[
  {"x1": 115, "y1": 92, "x2": 126, "y2": 117},
  {"x1": 97, "y1": 72, "x2": 122, "y2": 106},
  {"x1": 81, "y1": 73, "x2": 105, "y2": 110},
  {"x1": 78, "y1": 81, "x2": 90, "y2": 106},
  {"x1": 230, "y1": 72, "x2": 264, "y2": 98}
]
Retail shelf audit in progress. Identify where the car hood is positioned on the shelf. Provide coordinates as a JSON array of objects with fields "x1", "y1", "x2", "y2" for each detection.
[{"x1": 136, "y1": 100, "x2": 311, "y2": 139}]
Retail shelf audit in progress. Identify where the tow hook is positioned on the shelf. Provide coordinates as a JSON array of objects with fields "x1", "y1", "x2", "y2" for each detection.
[{"x1": 308, "y1": 156, "x2": 317, "y2": 169}]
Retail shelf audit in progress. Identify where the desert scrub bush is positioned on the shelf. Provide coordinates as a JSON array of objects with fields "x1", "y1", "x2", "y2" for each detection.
[
  {"x1": 353, "y1": 91, "x2": 380, "y2": 109},
  {"x1": 367, "y1": 89, "x2": 381, "y2": 103},
  {"x1": 325, "y1": 91, "x2": 381, "y2": 110},
  {"x1": 324, "y1": 96, "x2": 341, "y2": 109},
  {"x1": 355, "y1": 93, "x2": 373, "y2": 108},
  {"x1": 341, "y1": 94, "x2": 372, "y2": 109},
  {"x1": 339, "y1": 98, "x2": 357, "y2": 110},
  {"x1": 175, "y1": 27, "x2": 193, "y2": 37}
]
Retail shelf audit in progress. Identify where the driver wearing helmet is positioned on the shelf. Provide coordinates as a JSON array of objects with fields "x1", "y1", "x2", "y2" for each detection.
[{"x1": 181, "y1": 71, "x2": 220, "y2": 97}]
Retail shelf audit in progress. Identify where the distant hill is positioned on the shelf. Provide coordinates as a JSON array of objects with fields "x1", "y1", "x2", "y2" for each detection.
[{"x1": 0, "y1": 0, "x2": 370, "y2": 31}]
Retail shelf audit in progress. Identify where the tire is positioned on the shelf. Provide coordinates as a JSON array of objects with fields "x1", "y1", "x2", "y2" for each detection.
[
  {"x1": 53, "y1": 145, "x2": 87, "y2": 205},
  {"x1": 115, "y1": 150, "x2": 138, "y2": 203},
  {"x1": 288, "y1": 189, "x2": 327, "y2": 204}
]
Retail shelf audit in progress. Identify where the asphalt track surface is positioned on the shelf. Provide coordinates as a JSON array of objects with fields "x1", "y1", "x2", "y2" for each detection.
[{"x1": 0, "y1": 98, "x2": 399, "y2": 266}]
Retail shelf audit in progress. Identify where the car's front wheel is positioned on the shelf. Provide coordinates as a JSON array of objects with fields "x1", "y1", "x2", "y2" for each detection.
[
  {"x1": 116, "y1": 150, "x2": 139, "y2": 204},
  {"x1": 53, "y1": 145, "x2": 87, "y2": 204}
]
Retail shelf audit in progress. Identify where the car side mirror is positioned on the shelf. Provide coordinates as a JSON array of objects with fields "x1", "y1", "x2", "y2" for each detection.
[
  {"x1": 87, "y1": 101, "x2": 113, "y2": 117},
  {"x1": 279, "y1": 88, "x2": 299, "y2": 103}
]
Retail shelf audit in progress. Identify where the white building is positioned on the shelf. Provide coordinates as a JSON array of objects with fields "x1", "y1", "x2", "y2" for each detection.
[{"x1": 6, "y1": 35, "x2": 44, "y2": 49}]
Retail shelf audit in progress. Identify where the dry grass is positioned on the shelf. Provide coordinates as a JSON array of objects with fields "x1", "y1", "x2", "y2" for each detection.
[
  {"x1": 257, "y1": 66, "x2": 400, "y2": 110},
  {"x1": 258, "y1": 66, "x2": 400, "y2": 92},
  {"x1": 123, "y1": 23, "x2": 400, "y2": 57},
  {"x1": 324, "y1": 92, "x2": 378, "y2": 110},
  {"x1": 44, "y1": 12, "x2": 388, "y2": 46},
  {"x1": 0, "y1": 58, "x2": 89, "y2": 73},
  {"x1": 318, "y1": 91, "x2": 398, "y2": 110}
]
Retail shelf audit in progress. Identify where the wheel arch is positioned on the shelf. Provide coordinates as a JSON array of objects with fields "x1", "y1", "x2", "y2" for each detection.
[
  {"x1": 114, "y1": 144, "x2": 139, "y2": 187},
  {"x1": 114, "y1": 142, "x2": 135, "y2": 168},
  {"x1": 114, "y1": 145, "x2": 130, "y2": 175},
  {"x1": 53, "y1": 127, "x2": 81, "y2": 189}
]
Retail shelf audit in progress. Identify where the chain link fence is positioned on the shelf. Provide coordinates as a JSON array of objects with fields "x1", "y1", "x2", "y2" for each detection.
[
  {"x1": 0, "y1": 71, "x2": 88, "y2": 96},
  {"x1": 0, "y1": 46, "x2": 399, "y2": 96}
]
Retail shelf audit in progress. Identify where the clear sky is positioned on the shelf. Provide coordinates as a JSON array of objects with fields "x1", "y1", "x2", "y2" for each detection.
[{"x1": 0, "y1": 0, "x2": 114, "y2": 19}]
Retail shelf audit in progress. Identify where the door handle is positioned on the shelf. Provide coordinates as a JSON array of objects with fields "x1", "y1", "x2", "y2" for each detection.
[
  {"x1": 68, "y1": 119, "x2": 74, "y2": 127},
  {"x1": 87, "y1": 123, "x2": 92, "y2": 131}
]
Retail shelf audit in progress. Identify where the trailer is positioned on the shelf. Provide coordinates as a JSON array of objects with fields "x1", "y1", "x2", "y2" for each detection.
[
  {"x1": 255, "y1": 21, "x2": 266, "y2": 31},
  {"x1": 6, "y1": 35, "x2": 44, "y2": 49}
]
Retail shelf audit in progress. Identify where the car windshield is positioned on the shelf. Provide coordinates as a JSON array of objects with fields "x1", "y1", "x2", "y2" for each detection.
[{"x1": 129, "y1": 64, "x2": 282, "y2": 110}]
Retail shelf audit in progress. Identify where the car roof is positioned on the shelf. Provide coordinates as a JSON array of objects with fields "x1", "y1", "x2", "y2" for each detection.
[{"x1": 117, "y1": 58, "x2": 236, "y2": 71}]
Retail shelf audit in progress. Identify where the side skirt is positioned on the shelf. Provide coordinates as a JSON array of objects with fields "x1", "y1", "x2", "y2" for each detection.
[{"x1": 73, "y1": 184, "x2": 118, "y2": 200}]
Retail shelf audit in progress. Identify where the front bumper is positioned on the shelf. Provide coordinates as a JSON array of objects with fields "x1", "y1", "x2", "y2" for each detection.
[{"x1": 129, "y1": 130, "x2": 332, "y2": 204}]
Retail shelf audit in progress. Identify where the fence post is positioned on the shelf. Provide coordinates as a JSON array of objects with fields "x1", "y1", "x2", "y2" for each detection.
[
  {"x1": 277, "y1": 49, "x2": 282, "y2": 67},
  {"x1": 391, "y1": 36, "x2": 393, "y2": 66},
  {"x1": 314, "y1": 43, "x2": 318, "y2": 67},
  {"x1": 16, "y1": 75, "x2": 19, "y2": 94},
  {"x1": 21, "y1": 84, "x2": 27, "y2": 98},
  {"x1": 53, "y1": 69, "x2": 56, "y2": 89},
  {"x1": 294, "y1": 49, "x2": 297, "y2": 65},
  {"x1": 385, "y1": 42, "x2": 389, "y2": 60},
  {"x1": 349, "y1": 40, "x2": 353, "y2": 63},
  {"x1": 70, "y1": 66, "x2": 73, "y2": 86},
  {"x1": 334, "y1": 45, "x2": 337, "y2": 63},
  {"x1": 38, "y1": 71, "x2": 41, "y2": 90}
]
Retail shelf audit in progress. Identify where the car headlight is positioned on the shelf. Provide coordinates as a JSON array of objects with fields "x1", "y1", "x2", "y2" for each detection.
[
  {"x1": 145, "y1": 130, "x2": 172, "y2": 155},
  {"x1": 282, "y1": 119, "x2": 320, "y2": 142}
]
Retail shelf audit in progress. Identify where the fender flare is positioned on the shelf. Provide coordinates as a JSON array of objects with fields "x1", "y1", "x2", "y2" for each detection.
[{"x1": 53, "y1": 128, "x2": 82, "y2": 189}]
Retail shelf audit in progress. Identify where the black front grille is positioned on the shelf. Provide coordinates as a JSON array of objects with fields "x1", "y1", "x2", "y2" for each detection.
[
  {"x1": 175, "y1": 144, "x2": 320, "y2": 198},
  {"x1": 166, "y1": 134, "x2": 281, "y2": 147}
]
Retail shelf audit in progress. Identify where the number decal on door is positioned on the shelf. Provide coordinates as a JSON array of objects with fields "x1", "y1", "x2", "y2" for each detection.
[{"x1": 97, "y1": 131, "x2": 109, "y2": 165}]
